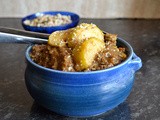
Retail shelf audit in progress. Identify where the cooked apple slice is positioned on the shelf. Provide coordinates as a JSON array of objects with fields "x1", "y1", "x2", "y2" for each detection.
[
  {"x1": 48, "y1": 29, "x2": 73, "y2": 47},
  {"x1": 68, "y1": 23, "x2": 104, "y2": 48},
  {"x1": 72, "y1": 37, "x2": 105, "y2": 70},
  {"x1": 48, "y1": 31, "x2": 66, "y2": 47}
]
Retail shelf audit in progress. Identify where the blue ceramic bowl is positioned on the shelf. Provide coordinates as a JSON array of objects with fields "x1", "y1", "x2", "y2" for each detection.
[
  {"x1": 25, "y1": 38, "x2": 142, "y2": 117},
  {"x1": 22, "y1": 11, "x2": 79, "y2": 34}
]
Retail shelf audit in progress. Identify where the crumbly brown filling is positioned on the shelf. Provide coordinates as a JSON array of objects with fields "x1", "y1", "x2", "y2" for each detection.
[{"x1": 30, "y1": 33, "x2": 127, "y2": 72}]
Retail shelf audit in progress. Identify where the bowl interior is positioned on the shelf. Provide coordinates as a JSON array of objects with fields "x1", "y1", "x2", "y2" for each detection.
[{"x1": 25, "y1": 37, "x2": 133, "y2": 74}]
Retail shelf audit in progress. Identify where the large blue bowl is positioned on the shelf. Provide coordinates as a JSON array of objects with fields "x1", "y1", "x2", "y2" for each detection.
[
  {"x1": 22, "y1": 11, "x2": 79, "y2": 34},
  {"x1": 25, "y1": 38, "x2": 142, "y2": 117}
]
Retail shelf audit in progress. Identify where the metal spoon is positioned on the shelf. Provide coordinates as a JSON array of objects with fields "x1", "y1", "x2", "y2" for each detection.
[{"x1": 0, "y1": 27, "x2": 49, "y2": 44}]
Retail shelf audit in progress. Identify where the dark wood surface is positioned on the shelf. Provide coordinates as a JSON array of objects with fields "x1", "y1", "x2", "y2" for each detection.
[{"x1": 0, "y1": 18, "x2": 160, "y2": 120}]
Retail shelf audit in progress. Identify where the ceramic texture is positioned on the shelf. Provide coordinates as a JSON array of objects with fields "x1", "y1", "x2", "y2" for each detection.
[
  {"x1": 22, "y1": 11, "x2": 79, "y2": 34},
  {"x1": 25, "y1": 38, "x2": 142, "y2": 117}
]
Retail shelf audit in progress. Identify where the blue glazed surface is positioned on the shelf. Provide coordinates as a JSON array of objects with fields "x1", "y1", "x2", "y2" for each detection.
[
  {"x1": 22, "y1": 11, "x2": 79, "y2": 34},
  {"x1": 25, "y1": 38, "x2": 142, "y2": 117}
]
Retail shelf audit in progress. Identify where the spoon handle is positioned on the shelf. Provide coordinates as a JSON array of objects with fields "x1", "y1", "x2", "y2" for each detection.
[
  {"x1": 0, "y1": 27, "x2": 49, "y2": 39},
  {"x1": 0, "y1": 32, "x2": 48, "y2": 44},
  {"x1": 0, "y1": 27, "x2": 49, "y2": 44}
]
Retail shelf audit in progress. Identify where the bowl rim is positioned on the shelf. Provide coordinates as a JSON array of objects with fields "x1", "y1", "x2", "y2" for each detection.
[
  {"x1": 25, "y1": 37, "x2": 133, "y2": 75},
  {"x1": 22, "y1": 11, "x2": 80, "y2": 29}
]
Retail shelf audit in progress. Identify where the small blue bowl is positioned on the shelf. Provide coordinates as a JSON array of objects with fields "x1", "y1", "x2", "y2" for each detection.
[
  {"x1": 25, "y1": 38, "x2": 142, "y2": 117},
  {"x1": 22, "y1": 11, "x2": 79, "y2": 34}
]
